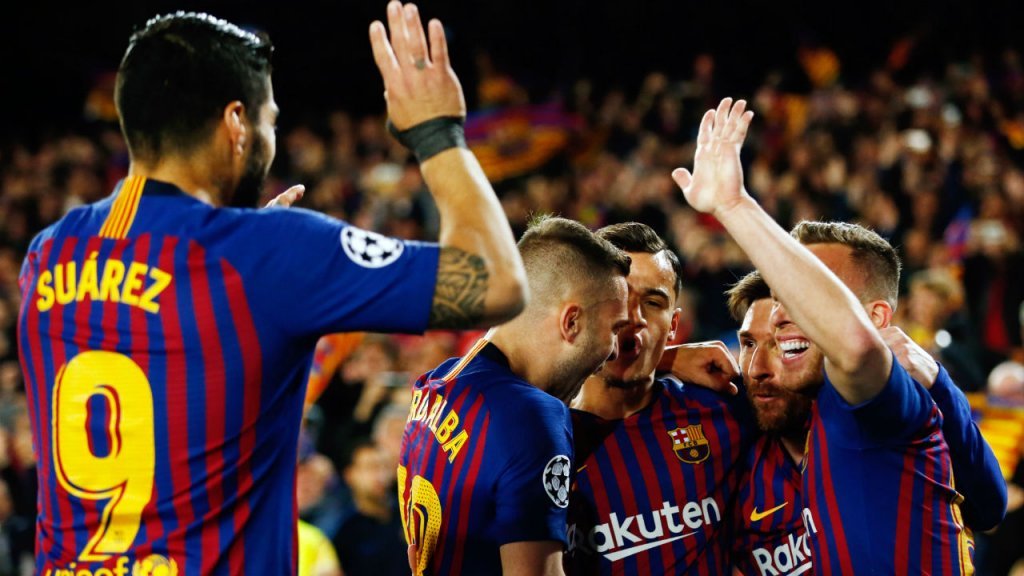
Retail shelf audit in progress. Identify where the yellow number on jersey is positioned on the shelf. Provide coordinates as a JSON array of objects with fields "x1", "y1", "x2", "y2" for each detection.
[
  {"x1": 52, "y1": 351, "x2": 155, "y2": 561},
  {"x1": 397, "y1": 465, "x2": 443, "y2": 575}
]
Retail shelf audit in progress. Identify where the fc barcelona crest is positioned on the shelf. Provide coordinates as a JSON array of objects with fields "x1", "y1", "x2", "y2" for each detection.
[{"x1": 668, "y1": 425, "x2": 710, "y2": 464}]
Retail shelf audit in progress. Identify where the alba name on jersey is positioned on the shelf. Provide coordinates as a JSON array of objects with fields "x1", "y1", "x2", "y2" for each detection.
[
  {"x1": 18, "y1": 177, "x2": 438, "y2": 575},
  {"x1": 399, "y1": 338, "x2": 573, "y2": 575},
  {"x1": 566, "y1": 377, "x2": 755, "y2": 576}
]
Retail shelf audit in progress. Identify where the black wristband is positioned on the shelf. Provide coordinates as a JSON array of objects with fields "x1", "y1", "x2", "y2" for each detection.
[{"x1": 387, "y1": 116, "x2": 467, "y2": 162}]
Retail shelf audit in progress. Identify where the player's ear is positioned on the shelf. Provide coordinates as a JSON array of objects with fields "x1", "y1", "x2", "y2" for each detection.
[
  {"x1": 667, "y1": 307, "x2": 682, "y2": 342},
  {"x1": 223, "y1": 100, "x2": 247, "y2": 157},
  {"x1": 560, "y1": 303, "x2": 583, "y2": 344},
  {"x1": 866, "y1": 300, "x2": 893, "y2": 329}
]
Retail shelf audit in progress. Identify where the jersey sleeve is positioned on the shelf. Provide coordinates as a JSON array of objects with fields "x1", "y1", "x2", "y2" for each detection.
[
  {"x1": 820, "y1": 352, "x2": 937, "y2": 444},
  {"x1": 491, "y1": 392, "x2": 573, "y2": 546},
  {"x1": 242, "y1": 208, "x2": 439, "y2": 338},
  {"x1": 929, "y1": 364, "x2": 1007, "y2": 530}
]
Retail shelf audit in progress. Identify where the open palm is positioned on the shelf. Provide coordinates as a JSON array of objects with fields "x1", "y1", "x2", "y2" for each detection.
[{"x1": 672, "y1": 98, "x2": 755, "y2": 216}]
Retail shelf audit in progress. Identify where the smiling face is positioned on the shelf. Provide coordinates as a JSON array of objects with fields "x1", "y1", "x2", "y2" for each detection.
[
  {"x1": 739, "y1": 299, "x2": 814, "y2": 433},
  {"x1": 597, "y1": 251, "x2": 680, "y2": 390},
  {"x1": 771, "y1": 242, "x2": 870, "y2": 394}
]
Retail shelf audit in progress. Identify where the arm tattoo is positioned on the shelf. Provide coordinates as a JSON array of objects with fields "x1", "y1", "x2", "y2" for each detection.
[{"x1": 429, "y1": 247, "x2": 489, "y2": 329}]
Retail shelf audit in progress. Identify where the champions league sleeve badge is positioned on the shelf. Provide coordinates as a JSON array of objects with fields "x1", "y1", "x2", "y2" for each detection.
[
  {"x1": 340, "y1": 226, "x2": 404, "y2": 268},
  {"x1": 543, "y1": 455, "x2": 571, "y2": 508}
]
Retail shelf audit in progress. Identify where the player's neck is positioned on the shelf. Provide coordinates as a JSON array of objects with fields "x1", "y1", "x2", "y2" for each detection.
[
  {"x1": 780, "y1": 432, "x2": 806, "y2": 467},
  {"x1": 129, "y1": 156, "x2": 226, "y2": 206},
  {"x1": 490, "y1": 328, "x2": 556, "y2": 393},
  {"x1": 574, "y1": 375, "x2": 656, "y2": 420}
]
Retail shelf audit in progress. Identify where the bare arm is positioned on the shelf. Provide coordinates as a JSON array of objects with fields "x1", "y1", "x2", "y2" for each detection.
[
  {"x1": 672, "y1": 99, "x2": 890, "y2": 404},
  {"x1": 370, "y1": 2, "x2": 527, "y2": 329},
  {"x1": 500, "y1": 541, "x2": 565, "y2": 576},
  {"x1": 658, "y1": 341, "x2": 740, "y2": 395}
]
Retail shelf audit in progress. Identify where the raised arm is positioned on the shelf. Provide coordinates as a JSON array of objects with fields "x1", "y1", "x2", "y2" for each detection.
[
  {"x1": 370, "y1": 2, "x2": 527, "y2": 329},
  {"x1": 671, "y1": 98, "x2": 891, "y2": 404}
]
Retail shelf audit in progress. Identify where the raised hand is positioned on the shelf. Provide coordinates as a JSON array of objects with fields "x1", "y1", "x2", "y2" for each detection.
[
  {"x1": 671, "y1": 98, "x2": 755, "y2": 217},
  {"x1": 369, "y1": 1, "x2": 466, "y2": 130}
]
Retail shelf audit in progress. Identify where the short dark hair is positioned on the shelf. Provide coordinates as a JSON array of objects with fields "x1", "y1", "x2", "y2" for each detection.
[
  {"x1": 116, "y1": 12, "x2": 274, "y2": 162},
  {"x1": 725, "y1": 270, "x2": 770, "y2": 322},
  {"x1": 791, "y1": 221, "x2": 901, "y2": 307},
  {"x1": 596, "y1": 222, "x2": 684, "y2": 298},
  {"x1": 518, "y1": 216, "x2": 631, "y2": 307}
]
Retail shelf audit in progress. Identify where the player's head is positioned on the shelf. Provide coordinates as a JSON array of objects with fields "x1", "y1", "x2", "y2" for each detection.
[
  {"x1": 727, "y1": 271, "x2": 813, "y2": 434},
  {"x1": 771, "y1": 221, "x2": 902, "y2": 392},
  {"x1": 116, "y1": 12, "x2": 276, "y2": 207},
  {"x1": 592, "y1": 222, "x2": 684, "y2": 390},
  {"x1": 515, "y1": 216, "x2": 631, "y2": 401}
]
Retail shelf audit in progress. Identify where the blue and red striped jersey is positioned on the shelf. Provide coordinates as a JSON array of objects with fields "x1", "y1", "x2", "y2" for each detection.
[
  {"x1": 732, "y1": 363, "x2": 1004, "y2": 576},
  {"x1": 732, "y1": 434, "x2": 809, "y2": 576},
  {"x1": 802, "y1": 357, "x2": 974, "y2": 575},
  {"x1": 398, "y1": 338, "x2": 573, "y2": 575},
  {"x1": 17, "y1": 177, "x2": 439, "y2": 576},
  {"x1": 565, "y1": 377, "x2": 755, "y2": 576}
]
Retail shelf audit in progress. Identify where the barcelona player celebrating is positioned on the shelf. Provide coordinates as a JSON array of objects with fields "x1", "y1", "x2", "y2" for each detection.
[
  {"x1": 17, "y1": 4, "x2": 527, "y2": 575},
  {"x1": 399, "y1": 217, "x2": 631, "y2": 576},
  {"x1": 566, "y1": 222, "x2": 756, "y2": 575},
  {"x1": 673, "y1": 98, "x2": 1004, "y2": 574},
  {"x1": 726, "y1": 271, "x2": 1005, "y2": 575}
]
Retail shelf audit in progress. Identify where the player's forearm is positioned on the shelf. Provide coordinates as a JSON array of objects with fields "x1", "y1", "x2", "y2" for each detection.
[
  {"x1": 716, "y1": 197, "x2": 890, "y2": 402},
  {"x1": 499, "y1": 541, "x2": 565, "y2": 576},
  {"x1": 930, "y1": 366, "x2": 1007, "y2": 530},
  {"x1": 420, "y1": 147, "x2": 528, "y2": 326}
]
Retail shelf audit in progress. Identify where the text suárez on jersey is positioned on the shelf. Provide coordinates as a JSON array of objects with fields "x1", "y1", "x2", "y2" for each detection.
[{"x1": 36, "y1": 252, "x2": 172, "y2": 314}]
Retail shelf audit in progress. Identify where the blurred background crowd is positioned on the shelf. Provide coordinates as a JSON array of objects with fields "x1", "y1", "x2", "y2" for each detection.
[{"x1": 2, "y1": 0, "x2": 1024, "y2": 574}]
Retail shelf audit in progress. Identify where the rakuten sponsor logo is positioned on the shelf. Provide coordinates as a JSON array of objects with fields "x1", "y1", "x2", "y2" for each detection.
[
  {"x1": 568, "y1": 497, "x2": 720, "y2": 562},
  {"x1": 750, "y1": 507, "x2": 818, "y2": 576}
]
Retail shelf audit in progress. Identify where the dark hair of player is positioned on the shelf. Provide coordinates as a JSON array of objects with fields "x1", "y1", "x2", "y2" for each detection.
[
  {"x1": 725, "y1": 270, "x2": 770, "y2": 323},
  {"x1": 597, "y1": 221, "x2": 684, "y2": 298},
  {"x1": 115, "y1": 12, "x2": 274, "y2": 163}
]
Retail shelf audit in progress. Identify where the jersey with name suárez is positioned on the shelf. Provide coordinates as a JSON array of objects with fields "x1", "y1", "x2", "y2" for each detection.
[
  {"x1": 566, "y1": 377, "x2": 755, "y2": 576},
  {"x1": 18, "y1": 177, "x2": 438, "y2": 576},
  {"x1": 399, "y1": 340, "x2": 573, "y2": 575}
]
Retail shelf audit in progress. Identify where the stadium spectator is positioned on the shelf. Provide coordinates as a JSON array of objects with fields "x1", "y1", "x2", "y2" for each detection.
[{"x1": 332, "y1": 441, "x2": 406, "y2": 576}]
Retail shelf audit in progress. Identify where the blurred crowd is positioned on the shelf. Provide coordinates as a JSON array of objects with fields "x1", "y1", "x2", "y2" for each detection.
[{"x1": 2, "y1": 37, "x2": 1024, "y2": 575}]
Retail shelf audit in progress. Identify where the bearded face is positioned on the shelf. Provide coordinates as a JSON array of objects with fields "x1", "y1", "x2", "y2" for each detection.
[{"x1": 739, "y1": 299, "x2": 813, "y2": 435}]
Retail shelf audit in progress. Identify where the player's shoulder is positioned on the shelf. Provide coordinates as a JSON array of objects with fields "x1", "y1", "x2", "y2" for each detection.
[
  {"x1": 204, "y1": 205, "x2": 340, "y2": 236},
  {"x1": 27, "y1": 198, "x2": 115, "y2": 252},
  {"x1": 660, "y1": 375, "x2": 757, "y2": 430},
  {"x1": 469, "y1": 356, "x2": 569, "y2": 427},
  {"x1": 472, "y1": 360, "x2": 564, "y2": 412},
  {"x1": 659, "y1": 375, "x2": 740, "y2": 408}
]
